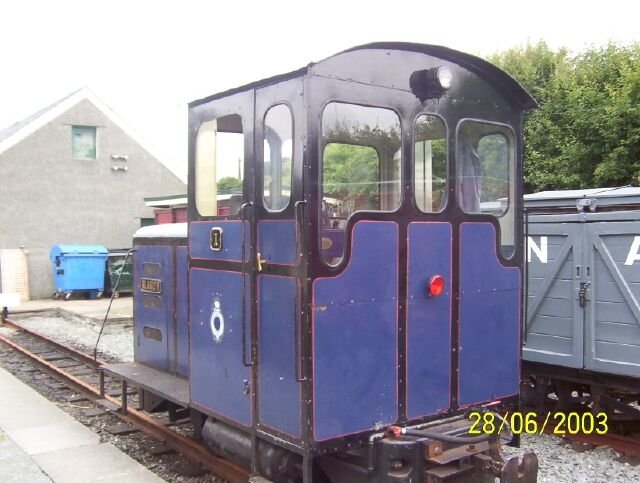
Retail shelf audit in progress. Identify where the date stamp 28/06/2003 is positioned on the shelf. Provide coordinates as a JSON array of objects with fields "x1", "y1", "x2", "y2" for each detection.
[{"x1": 468, "y1": 411, "x2": 608, "y2": 436}]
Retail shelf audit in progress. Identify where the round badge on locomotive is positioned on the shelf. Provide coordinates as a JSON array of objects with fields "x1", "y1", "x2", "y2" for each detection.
[{"x1": 209, "y1": 299, "x2": 224, "y2": 343}]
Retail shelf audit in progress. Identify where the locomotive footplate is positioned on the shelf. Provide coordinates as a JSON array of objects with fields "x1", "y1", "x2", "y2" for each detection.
[
  {"x1": 101, "y1": 362, "x2": 189, "y2": 412},
  {"x1": 318, "y1": 415, "x2": 538, "y2": 483}
]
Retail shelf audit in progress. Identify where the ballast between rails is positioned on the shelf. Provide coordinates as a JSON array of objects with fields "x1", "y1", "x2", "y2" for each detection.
[
  {"x1": 0, "y1": 317, "x2": 249, "y2": 483},
  {"x1": 1, "y1": 317, "x2": 107, "y2": 366}
]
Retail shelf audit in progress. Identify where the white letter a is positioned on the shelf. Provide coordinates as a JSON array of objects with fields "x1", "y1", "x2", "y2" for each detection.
[{"x1": 625, "y1": 236, "x2": 640, "y2": 266}]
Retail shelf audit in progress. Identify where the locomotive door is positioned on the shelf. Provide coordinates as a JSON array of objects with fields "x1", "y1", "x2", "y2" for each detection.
[
  {"x1": 311, "y1": 95, "x2": 404, "y2": 441},
  {"x1": 253, "y1": 81, "x2": 305, "y2": 440},
  {"x1": 188, "y1": 83, "x2": 305, "y2": 437},
  {"x1": 188, "y1": 90, "x2": 255, "y2": 428}
]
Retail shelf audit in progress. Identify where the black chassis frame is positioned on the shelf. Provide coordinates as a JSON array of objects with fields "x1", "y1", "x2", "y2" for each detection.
[
  {"x1": 523, "y1": 360, "x2": 640, "y2": 395},
  {"x1": 186, "y1": 43, "x2": 536, "y2": 478}
]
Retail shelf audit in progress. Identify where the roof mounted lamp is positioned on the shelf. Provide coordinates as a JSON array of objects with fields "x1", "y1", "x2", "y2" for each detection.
[{"x1": 410, "y1": 66, "x2": 453, "y2": 102}]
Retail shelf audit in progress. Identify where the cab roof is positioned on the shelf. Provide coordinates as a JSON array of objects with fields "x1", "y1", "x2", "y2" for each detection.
[{"x1": 190, "y1": 42, "x2": 537, "y2": 110}]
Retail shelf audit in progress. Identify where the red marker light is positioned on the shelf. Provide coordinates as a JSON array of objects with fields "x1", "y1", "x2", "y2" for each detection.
[{"x1": 428, "y1": 275, "x2": 445, "y2": 296}]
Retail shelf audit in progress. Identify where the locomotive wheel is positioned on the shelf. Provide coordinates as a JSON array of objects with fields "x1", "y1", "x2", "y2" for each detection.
[
  {"x1": 96, "y1": 291, "x2": 103, "y2": 299},
  {"x1": 113, "y1": 291, "x2": 120, "y2": 299}
]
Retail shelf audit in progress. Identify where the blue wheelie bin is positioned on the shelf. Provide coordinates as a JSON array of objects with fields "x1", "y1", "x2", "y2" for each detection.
[{"x1": 49, "y1": 245, "x2": 108, "y2": 300}]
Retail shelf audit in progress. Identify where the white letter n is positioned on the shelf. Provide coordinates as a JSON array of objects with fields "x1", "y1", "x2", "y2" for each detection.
[{"x1": 527, "y1": 236, "x2": 547, "y2": 264}]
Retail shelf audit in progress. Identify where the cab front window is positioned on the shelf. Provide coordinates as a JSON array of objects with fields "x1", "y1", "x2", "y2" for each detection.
[
  {"x1": 320, "y1": 102, "x2": 401, "y2": 265},
  {"x1": 414, "y1": 115, "x2": 447, "y2": 212},
  {"x1": 457, "y1": 120, "x2": 515, "y2": 257}
]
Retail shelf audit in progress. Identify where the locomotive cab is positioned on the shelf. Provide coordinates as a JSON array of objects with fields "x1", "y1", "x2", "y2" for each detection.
[{"x1": 108, "y1": 43, "x2": 538, "y2": 482}]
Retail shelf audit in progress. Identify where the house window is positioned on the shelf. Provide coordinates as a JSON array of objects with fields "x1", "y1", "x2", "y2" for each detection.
[{"x1": 72, "y1": 126, "x2": 97, "y2": 159}]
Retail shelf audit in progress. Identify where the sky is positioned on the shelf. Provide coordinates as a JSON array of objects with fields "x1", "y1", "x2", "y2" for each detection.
[{"x1": 1, "y1": 0, "x2": 639, "y2": 180}]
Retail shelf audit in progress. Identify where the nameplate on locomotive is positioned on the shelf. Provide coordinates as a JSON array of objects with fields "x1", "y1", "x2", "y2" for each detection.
[
  {"x1": 140, "y1": 278, "x2": 162, "y2": 294},
  {"x1": 210, "y1": 227, "x2": 223, "y2": 251}
]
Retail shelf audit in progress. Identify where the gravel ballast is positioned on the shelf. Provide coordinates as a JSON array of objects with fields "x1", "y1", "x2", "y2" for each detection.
[
  {"x1": 503, "y1": 434, "x2": 640, "y2": 482},
  {"x1": 11, "y1": 312, "x2": 133, "y2": 362}
]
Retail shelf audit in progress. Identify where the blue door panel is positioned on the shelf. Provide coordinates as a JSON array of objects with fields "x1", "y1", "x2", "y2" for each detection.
[
  {"x1": 258, "y1": 220, "x2": 296, "y2": 266},
  {"x1": 176, "y1": 246, "x2": 189, "y2": 377},
  {"x1": 459, "y1": 223, "x2": 520, "y2": 406},
  {"x1": 189, "y1": 268, "x2": 251, "y2": 426},
  {"x1": 313, "y1": 221, "x2": 398, "y2": 441},
  {"x1": 190, "y1": 221, "x2": 249, "y2": 262},
  {"x1": 134, "y1": 246, "x2": 173, "y2": 371},
  {"x1": 258, "y1": 275, "x2": 301, "y2": 438},
  {"x1": 406, "y1": 222, "x2": 452, "y2": 419}
]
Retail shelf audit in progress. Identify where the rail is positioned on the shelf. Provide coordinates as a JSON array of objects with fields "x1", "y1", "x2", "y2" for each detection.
[{"x1": 0, "y1": 318, "x2": 249, "y2": 482}]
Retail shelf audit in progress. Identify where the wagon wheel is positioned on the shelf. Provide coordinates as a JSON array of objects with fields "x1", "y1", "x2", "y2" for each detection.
[
  {"x1": 113, "y1": 291, "x2": 120, "y2": 299},
  {"x1": 52, "y1": 292, "x2": 60, "y2": 300},
  {"x1": 64, "y1": 292, "x2": 72, "y2": 301},
  {"x1": 521, "y1": 375, "x2": 552, "y2": 413},
  {"x1": 96, "y1": 291, "x2": 103, "y2": 299},
  {"x1": 552, "y1": 380, "x2": 590, "y2": 413}
]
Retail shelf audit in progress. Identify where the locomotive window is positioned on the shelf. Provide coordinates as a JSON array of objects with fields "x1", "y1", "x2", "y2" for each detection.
[
  {"x1": 263, "y1": 105, "x2": 293, "y2": 211},
  {"x1": 457, "y1": 120, "x2": 515, "y2": 257},
  {"x1": 195, "y1": 114, "x2": 245, "y2": 217},
  {"x1": 414, "y1": 115, "x2": 447, "y2": 212},
  {"x1": 321, "y1": 102, "x2": 401, "y2": 265}
]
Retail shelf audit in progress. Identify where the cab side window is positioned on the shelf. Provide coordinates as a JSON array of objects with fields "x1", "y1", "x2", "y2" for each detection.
[
  {"x1": 457, "y1": 120, "x2": 515, "y2": 257},
  {"x1": 263, "y1": 105, "x2": 293, "y2": 211},
  {"x1": 195, "y1": 114, "x2": 244, "y2": 217}
]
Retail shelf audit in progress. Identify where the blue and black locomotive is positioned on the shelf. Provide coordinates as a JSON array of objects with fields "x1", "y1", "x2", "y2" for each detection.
[{"x1": 106, "y1": 43, "x2": 539, "y2": 482}]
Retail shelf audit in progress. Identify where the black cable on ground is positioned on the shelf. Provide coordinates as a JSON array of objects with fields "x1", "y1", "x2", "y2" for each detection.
[{"x1": 93, "y1": 248, "x2": 136, "y2": 365}]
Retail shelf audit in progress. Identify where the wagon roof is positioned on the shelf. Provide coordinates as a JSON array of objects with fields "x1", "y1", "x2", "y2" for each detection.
[
  {"x1": 524, "y1": 186, "x2": 640, "y2": 209},
  {"x1": 189, "y1": 42, "x2": 537, "y2": 110}
]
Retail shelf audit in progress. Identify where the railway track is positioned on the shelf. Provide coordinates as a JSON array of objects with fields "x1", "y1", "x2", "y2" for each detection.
[
  {"x1": 544, "y1": 424, "x2": 640, "y2": 459},
  {"x1": 0, "y1": 317, "x2": 249, "y2": 483},
  {"x1": 520, "y1": 378, "x2": 640, "y2": 458},
  {"x1": 2, "y1": 317, "x2": 638, "y2": 481}
]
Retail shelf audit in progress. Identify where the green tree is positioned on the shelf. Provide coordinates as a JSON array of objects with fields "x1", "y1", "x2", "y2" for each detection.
[
  {"x1": 323, "y1": 143, "x2": 380, "y2": 208},
  {"x1": 217, "y1": 176, "x2": 242, "y2": 193},
  {"x1": 323, "y1": 122, "x2": 401, "y2": 209},
  {"x1": 490, "y1": 41, "x2": 640, "y2": 192}
]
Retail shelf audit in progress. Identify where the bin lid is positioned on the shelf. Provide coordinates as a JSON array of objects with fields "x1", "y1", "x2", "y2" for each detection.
[{"x1": 50, "y1": 245, "x2": 109, "y2": 260}]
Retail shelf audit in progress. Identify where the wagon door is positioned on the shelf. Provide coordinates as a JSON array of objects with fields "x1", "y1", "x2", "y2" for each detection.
[
  {"x1": 524, "y1": 219, "x2": 584, "y2": 368},
  {"x1": 583, "y1": 216, "x2": 640, "y2": 378}
]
